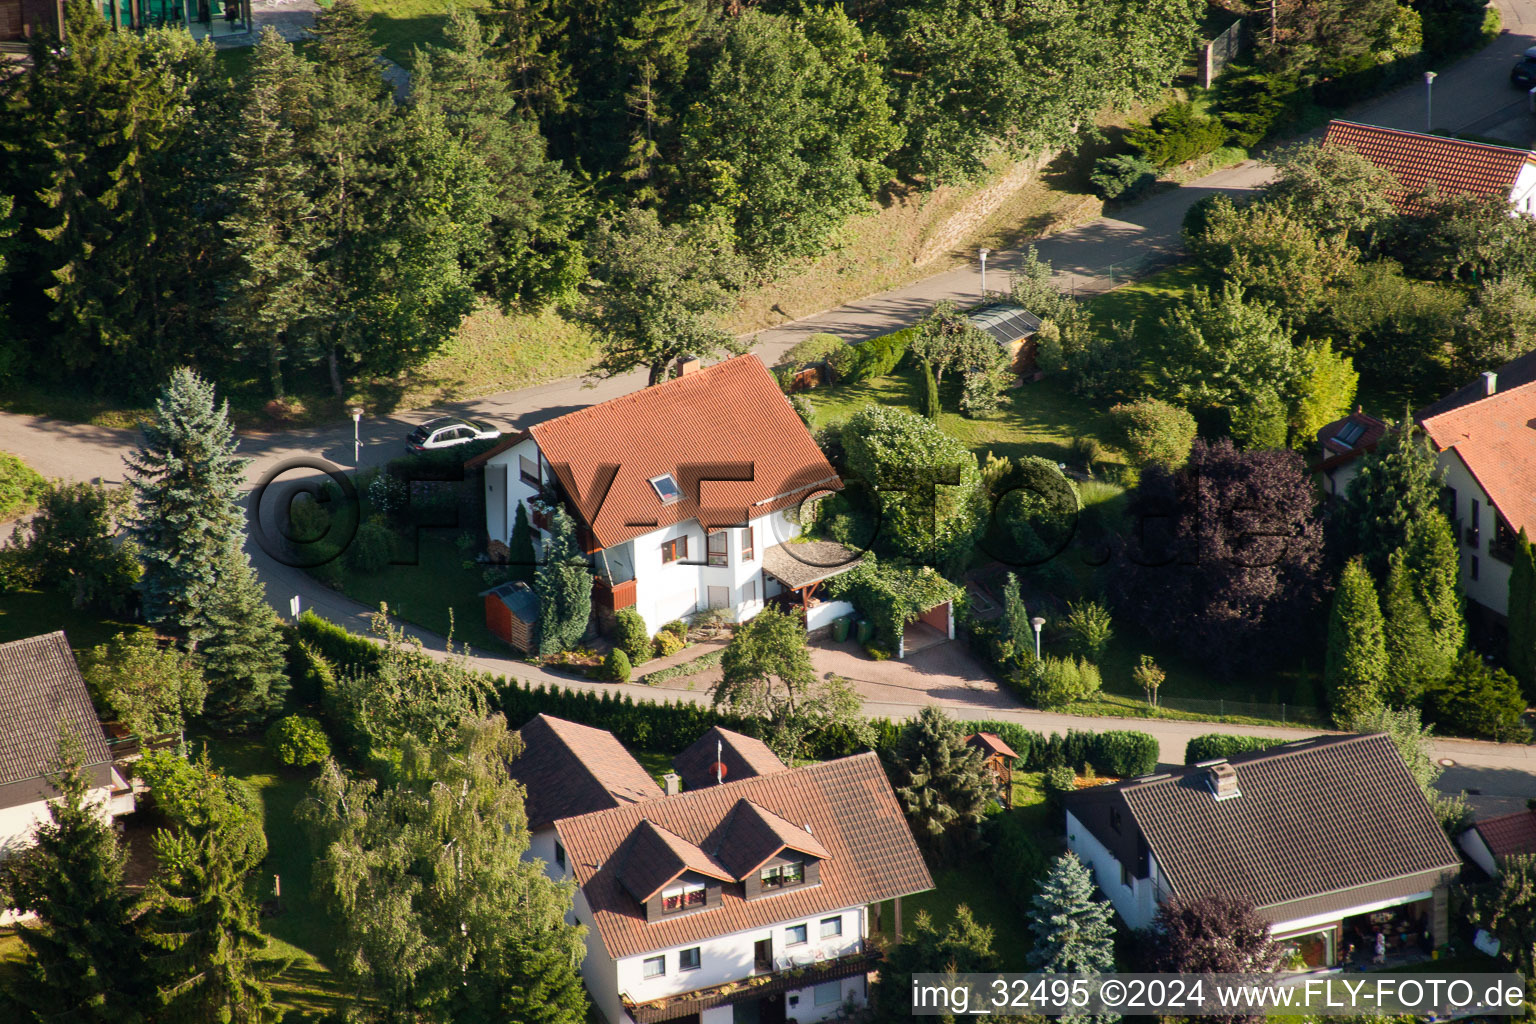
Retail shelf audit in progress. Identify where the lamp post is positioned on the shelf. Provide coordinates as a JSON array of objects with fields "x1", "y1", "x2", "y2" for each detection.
[
  {"x1": 1031, "y1": 615, "x2": 1045, "y2": 660},
  {"x1": 350, "y1": 406, "x2": 363, "y2": 466},
  {"x1": 979, "y1": 248, "x2": 990, "y2": 296},
  {"x1": 1424, "y1": 71, "x2": 1437, "y2": 132}
]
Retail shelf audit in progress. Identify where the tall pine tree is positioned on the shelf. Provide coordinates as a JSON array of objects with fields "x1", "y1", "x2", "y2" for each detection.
[
  {"x1": 125, "y1": 368, "x2": 250, "y2": 632},
  {"x1": 1028, "y1": 853, "x2": 1117, "y2": 1024},
  {"x1": 0, "y1": 735, "x2": 146, "y2": 1022},
  {"x1": 1324, "y1": 557, "x2": 1387, "y2": 726},
  {"x1": 1381, "y1": 549, "x2": 1450, "y2": 705},
  {"x1": 1400, "y1": 508, "x2": 1465, "y2": 665},
  {"x1": 1508, "y1": 528, "x2": 1536, "y2": 698},
  {"x1": 190, "y1": 548, "x2": 289, "y2": 728}
]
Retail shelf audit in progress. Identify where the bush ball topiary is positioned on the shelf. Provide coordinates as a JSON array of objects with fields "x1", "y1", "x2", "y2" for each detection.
[
  {"x1": 265, "y1": 715, "x2": 331, "y2": 768},
  {"x1": 605, "y1": 647, "x2": 632, "y2": 683}
]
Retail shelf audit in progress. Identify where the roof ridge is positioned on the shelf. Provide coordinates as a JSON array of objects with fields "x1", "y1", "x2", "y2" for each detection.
[
  {"x1": 0, "y1": 631, "x2": 69, "y2": 652},
  {"x1": 528, "y1": 355, "x2": 757, "y2": 441},
  {"x1": 1423, "y1": 376, "x2": 1536, "y2": 430}
]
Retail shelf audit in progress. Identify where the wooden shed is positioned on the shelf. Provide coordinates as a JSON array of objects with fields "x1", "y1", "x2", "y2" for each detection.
[
  {"x1": 965, "y1": 731, "x2": 1021, "y2": 807},
  {"x1": 482, "y1": 581, "x2": 538, "y2": 653},
  {"x1": 968, "y1": 302, "x2": 1042, "y2": 373}
]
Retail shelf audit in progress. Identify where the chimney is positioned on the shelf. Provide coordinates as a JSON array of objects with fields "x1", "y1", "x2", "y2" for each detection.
[
  {"x1": 662, "y1": 772, "x2": 681, "y2": 797},
  {"x1": 1204, "y1": 761, "x2": 1240, "y2": 801},
  {"x1": 1484, "y1": 370, "x2": 1498, "y2": 397},
  {"x1": 676, "y1": 354, "x2": 701, "y2": 377}
]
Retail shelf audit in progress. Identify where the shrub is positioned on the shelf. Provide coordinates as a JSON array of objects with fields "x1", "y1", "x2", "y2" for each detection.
[
  {"x1": 1127, "y1": 101, "x2": 1228, "y2": 168},
  {"x1": 0, "y1": 452, "x2": 46, "y2": 522},
  {"x1": 1019, "y1": 656, "x2": 1099, "y2": 710},
  {"x1": 366, "y1": 472, "x2": 408, "y2": 518},
  {"x1": 348, "y1": 517, "x2": 395, "y2": 573},
  {"x1": 613, "y1": 608, "x2": 651, "y2": 664},
  {"x1": 825, "y1": 344, "x2": 858, "y2": 381},
  {"x1": 1089, "y1": 154, "x2": 1158, "y2": 201},
  {"x1": 265, "y1": 715, "x2": 332, "y2": 768},
  {"x1": 654, "y1": 630, "x2": 686, "y2": 658},
  {"x1": 1087, "y1": 730, "x2": 1158, "y2": 777},
  {"x1": 959, "y1": 365, "x2": 1007, "y2": 419},
  {"x1": 1183, "y1": 733, "x2": 1284, "y2": 765},
  {"x1": 605, "y1": 648, "x2": 632, "y2": 683},
  {"x1": 662, "y1": 620, "x2": 688, "y2": 639},
  {"x1": 783, "y1": 332, "x2": 845, "y2": 368},
  {"x1": 838, "y1": 328, "x2": 912, "y2": 383},
  {"x1": 1110, "y1": 398, "x2": 1198, "y2": 468},
  {"x1": 790, "y1": 393, "x2": 815, "y2": 426},
  {"x1": 1043, "y1": 763, "x2": 1076, "y2": 803},
  {"x1": 1424, "y1": 652, "x2": 1528, "y2": 742},
  {"x1": 1062, "y1": 601, "x2": 1114, "y2": 661}
]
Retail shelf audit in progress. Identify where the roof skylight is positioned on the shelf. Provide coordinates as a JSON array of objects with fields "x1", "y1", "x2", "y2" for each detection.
[{"x1": 650, "y1": 474, "x2": 682, "y2": 504}]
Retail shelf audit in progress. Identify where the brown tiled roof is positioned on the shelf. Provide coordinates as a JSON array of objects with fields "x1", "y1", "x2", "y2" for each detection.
[
  {"x1": 0, "y1": 632, "x2": 112, "y2": 802},
  {"x1": 1420, "y1": 379, "x2": 1536, "y2": 536},
  {"x1": 965, "y1": 732, "x2": 1020, "y2": 759},
  {"x1": 1323, "y1": 120, "x2": 1535, "y2": 213},
  {"x1": 1419, "y1": 349, "x2": 1536, "y2": 419},
  {"x1": 760, "y1": 541, "x2": 863, "y2": 591},
  {"x1": 510, "y1": 714, "x2": 664, "y2": 830},
  {"x1": 555, "y1": 752, "x2": 933, "y2": 959},
  {"x1": 673, "y1": 726, "x2": 787, "y2": 790},
  {"x1": 1472, "y1": 810, "x2": 1536, "y2": 861},
  {"x1": 617, "y1": 819, "x2": 735, "y2": 902},
  {"x1": 1066, "y1": 734, "x2": 1459, "y2": 915},
  {"x1": 474, "y1": 356, "x2": 840, "y2": 550},
  {"x1": 714, "y1": 799, "x2": 833, "y2": 879}
]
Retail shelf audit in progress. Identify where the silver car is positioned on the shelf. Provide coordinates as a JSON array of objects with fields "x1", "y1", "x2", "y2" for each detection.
[{"x1": 406, "y1": 416, "x2": 502, "y2": 452}]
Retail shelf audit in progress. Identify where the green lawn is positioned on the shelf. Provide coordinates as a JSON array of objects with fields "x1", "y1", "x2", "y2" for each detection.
[
  {"x1": 1084, "y1": 261, "x2": 1207, "y2": 335},
  {"x1": 0, "y1": 587, "x2": 135, "y2": 653},
  {"x1": 871, "y1": 772, "x2": 1053, "y2": 968},
  {"x1": 357, "y1": 0, "x2": 473, "y2": 65}
]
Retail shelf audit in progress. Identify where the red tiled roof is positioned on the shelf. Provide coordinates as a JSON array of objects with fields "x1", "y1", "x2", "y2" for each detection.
[
  {"x1": 1473, "y1": 810, "x2": 1536, "y2": 861},
  {"x1": 617, "y1": 819, "x2": 736, "y2": 903},
  {"x1": 965, "y1": 732, "x2": 1020, "y2": 759},
  {"x1": 1323, "y1": 120, "x2": 1535, "y2": 213},
  {"x1": 672, "y1": 726, "x2": 787, "y2": 790},
  {"x1": 555, "y1": 753, "x2": 933, "y2": 959},
  {"x1": 476, "y1": 356, "x2": 840, "y2": 550},
  {"x1": 713, "y1": 799, "x2": 833, "y2": 879},
  {"x1": 510, "y1": 714, "x2": 664, "y2": 830},
  {"x1": 1420, "y1": 379, "x2": 1536, "y2": 536}
]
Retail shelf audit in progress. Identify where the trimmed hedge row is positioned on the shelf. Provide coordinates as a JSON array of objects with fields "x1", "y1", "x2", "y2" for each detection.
[
  {"x1": 1183, "y1": 733, "x2": 1294, "y2": 765},
  {"x1": 830, "y1": 327, "x2": 913, "y2": 384},
  {"x1": 964, "y1": 720, "x2": 1160, "y2": 778}
]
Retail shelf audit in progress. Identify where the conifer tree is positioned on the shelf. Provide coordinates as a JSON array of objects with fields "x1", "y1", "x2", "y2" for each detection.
[
  {"x1": 999, "y1": 572, "x2": 1035, "y2": 670},
  {"x1": 1028, "y1": 853, "x2": 1117, "y2": 1024},
  {"x1": 307, "y1": 0, "x2": 387, "y2": 98},
  {"x1": 1324, "y1": 557, "x2": 1387, "y2": 726},
  {"x1": 1381, "y1": 549, "x2": 1451, "y2": 705},
  {"x1": 1344, "y1": 419, "x2": 1441, "y2": 579},
  {"x1": 125, "y1": 368, "x2": 250, "y2": 632},
  {"x1": 921, "y1": 358, "x2": 941, "y2": 419},
  {"x1": 0, "y1": 736, "x2": 146, "y2": 1022},
  {"x1": 219, "y1": 28, "x2": 321, "y2": 401},
  {"x1": 888, "y1": 706, "x2": 993, "y2": 864},
  {"x1": 508, "y1": 500, "x2": 537, "y2": 583},
  {"x1": 481, "y1": 0, "x2": 574, "y2": 116},
  {"x1": 1507, "y1": 528, "x2": 1536, "y2": 697},
  {"x1": 190, "y1": 549, "x2": 289, "y2": 728},
  {"x1": 535, "y1": 506, "x2": 592, "y2": 655},
  {"x1": 1401, "y1": 508, "x2": 1465, "y2": 664}
]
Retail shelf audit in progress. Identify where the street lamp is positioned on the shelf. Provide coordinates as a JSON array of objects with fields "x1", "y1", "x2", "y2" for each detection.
[
  {"x1": 1031, "y1": 615, "x2": 1045, "y2": 660},
  {"x1": 350, "y1": 406, "x2": 363, "y2": 466},
  {"x1": 979, "y1": 248, "x2": 990, "y2": 296},
  {"x1": 1424, "y1": 71, "x2": 1437, "y2": 132}
]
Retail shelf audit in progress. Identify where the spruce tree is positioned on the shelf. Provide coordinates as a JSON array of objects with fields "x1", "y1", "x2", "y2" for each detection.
[
  {"x1": 1324, "y1": 557, "x2": 1387, "y2": 726},
  {"x1": 1508, "y1": 528, "x2": 1536, "y2": 698},
  {"x1": 888, "y1": 706, "x2": 993, "y2": 865},
  {"x1": 921, "y1": 357, "x2": 941, "y2": 419},
  {"x1": 1401, "y1": 508, "x2": 1465, "y2": 665},
  {"x1": 1344, "y1": 420, "x2": 1441, "y2": 579},
  {"x1": 125, "y1": 368, "x2": 250, "y2": 632},
  {"x1": 307, "y1": 0, "x2": 387, "y2": 98},
  {"x1": 191, "y1": 549, "x2": 289, "y2": 728},
  {"x1": 1028, "y1": 853, "x2": 1117, "y2": 1024},
  {"x1": 534, "y1": 506, "x2": 593, "y2": 655},
  {"x1": 999, "y1": 572, "x2": 1034, "y2": 669},
  {"x1": 0, "y1": 736, "x2": 145, "y2": 1022},
  {"x1": 480, "y1": 0, "x2": 574, "y2": 116},
  {"x1": 219, "y1": 27, "x2": 321, "y2": 401},
  {"x1": 508, "y1": 501, "x2": 537, "y2": 583},
  {"x1": 1381, "y1": 549, "x2": 1451, "y2": 705}
]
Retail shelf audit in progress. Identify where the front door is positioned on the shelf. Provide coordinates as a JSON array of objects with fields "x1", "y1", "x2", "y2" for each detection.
[{"x1": 753, "y1": 936, "x2": 772, "y2": 972}]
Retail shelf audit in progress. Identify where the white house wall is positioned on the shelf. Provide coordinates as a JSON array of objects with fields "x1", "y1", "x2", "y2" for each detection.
[
  {"x1": 1512, "y1": 163, "x2": 1536, "y2": 214},
  {"x1": 1064, "y1": 810, "x2": 1160, "y2": 931},
  {"x1": 1458, "y1": 828, "x2": 1498, "y2": 878},
  {"x1": 484, "y1": 438, "x2": 548, "y2": 550},
  {"x1": 1438, "y1": 451, "x2": 1511, "y2": 616}
]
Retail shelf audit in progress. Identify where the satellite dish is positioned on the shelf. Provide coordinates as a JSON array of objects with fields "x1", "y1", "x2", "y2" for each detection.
[{"x1": 709, "y1": 761, "x2": 729, "y2": 784}]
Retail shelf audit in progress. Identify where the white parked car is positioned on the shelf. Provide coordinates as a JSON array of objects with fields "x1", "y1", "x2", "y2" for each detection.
[{"x1": 406, "y1": 416, "x2": 502, "y2": 452}]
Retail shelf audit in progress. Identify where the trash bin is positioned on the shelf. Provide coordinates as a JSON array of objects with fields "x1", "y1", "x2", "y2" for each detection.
[
  {"x1": 855, "y1": 619, "x2": 873, "y2": 645},
  {"x1": 832, "y1": 616, "x2": 850, "y2": 643}
]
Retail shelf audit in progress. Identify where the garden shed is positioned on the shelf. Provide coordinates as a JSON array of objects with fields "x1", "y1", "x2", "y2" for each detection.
[
  {"x1": 968, "y1": 302, "x2": 1042, "y2": 373},
  {"x1": 482, "y1": 581, "x2": 538, "y2": 653}
]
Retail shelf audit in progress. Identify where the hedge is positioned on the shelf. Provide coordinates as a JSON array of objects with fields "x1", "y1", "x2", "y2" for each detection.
[
  {"x1": 958, "y1": 721, "x2": 1160, "y2": 779},
  {"x1": 835, "y1": 328, "x2": 912, "y2": 384},
  {"x1": 1183, "y1": 733, "x2": 1290, "y2": 765}
]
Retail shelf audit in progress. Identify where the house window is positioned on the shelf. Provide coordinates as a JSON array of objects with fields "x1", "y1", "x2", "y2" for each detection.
[
  {"x1": 742, "y1": 526, "x2": 755, "y2": 561},
  {"x1": 1121, "y1": 863, "x2": 1132, "y2": 889},
  {"x1": 554, "y1": 842, "x2": 565, "y2": 869},
  {"x1": 519, "y1": 455, "x2": 539, "y2": 485},
  {"x1": 650, "y1": 474, "x2": 682, "y2": 504},
  {"x1": 820, "y1": 916, "x2": 842, "y2": 939},
  {"x1": 787, "y1": 923, "x2": 808, "y2": 946},
  {"x1": 743, "y1": 579, "x2": 757, "y2": 604},
  {"x1": 1472, "y1": 555, "x2": 1481, "y2": 581},
  {"x1": 643, "y1": 956, "x2": 665, "y2": 979},
  {"x1": 815, "y1": 981, "x2": 841, "y2": 1006},
  {"x1": 680, "y1": 947, "x2": 701, "y2": 972},
  {"x1": 707, "y1": 531, "x2": 728, "y2": 567},
  {"x1": 761, "y1": 861, "x2": 805, "y2": 889},
  {"x1": 1468, "y1": 499, "x2": 1482, "y2": 548},
  {"x1": 662, "y1": 536, "x2": 688, "y2": 564},
  {"x1": 661, "y1": 880, "x2": 706, "y2": 912},
  {"x1": 1493, "y1": 516, "x2": 1519, "y2": 564}
]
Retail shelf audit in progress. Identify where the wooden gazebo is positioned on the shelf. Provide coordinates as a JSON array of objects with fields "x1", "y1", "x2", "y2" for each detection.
[{"x1": 965, "y1": 731, "x2": 1020, "y2": 807}]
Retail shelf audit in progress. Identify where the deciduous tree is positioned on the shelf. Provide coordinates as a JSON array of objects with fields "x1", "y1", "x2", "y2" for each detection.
[
  {"x1": 83, "y1": 629, "x2": 207, "y2": 741},
  {"x1": 1260, "y1": 141, "x2": 1398, "y2": 246},
  {"x1": 9, "y1": 479, "x2": 139, "y2": 613},
  {"x1": 1147, "y1": 893, "x2": 1282, "y2": 974},
  {"x1": 1157, "y1": 283, "x2": 1304, "y2": 425}
]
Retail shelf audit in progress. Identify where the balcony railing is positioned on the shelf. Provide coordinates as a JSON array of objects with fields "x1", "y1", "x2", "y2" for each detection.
[{"x1": 621, "y1": 949, "x2": 881, "y2": 1024}]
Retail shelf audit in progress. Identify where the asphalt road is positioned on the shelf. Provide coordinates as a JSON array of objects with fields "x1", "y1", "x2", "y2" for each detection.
[{"x1": 5, "y1": 6, "x2": 1536, "y2": 803}]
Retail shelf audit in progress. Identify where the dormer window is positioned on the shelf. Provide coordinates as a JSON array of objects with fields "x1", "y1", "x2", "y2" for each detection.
[
  {"x1": 650, "y1": 474, "x2": 681, "y2": 504},
  {"x1": 761, "y1": 860, "x2": 805, "y2": 890},
  {"x1": 661, "y1": 879, "x2": 707, "y2": 912},
  {"x1": 1334, "y1": 421, "x2": 1366, "y2": 448}
]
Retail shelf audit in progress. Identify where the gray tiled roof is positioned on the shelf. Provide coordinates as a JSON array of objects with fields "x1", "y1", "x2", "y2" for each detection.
[{"x1": 0, "y1": 632, "x2": 112, "y2": 798}]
